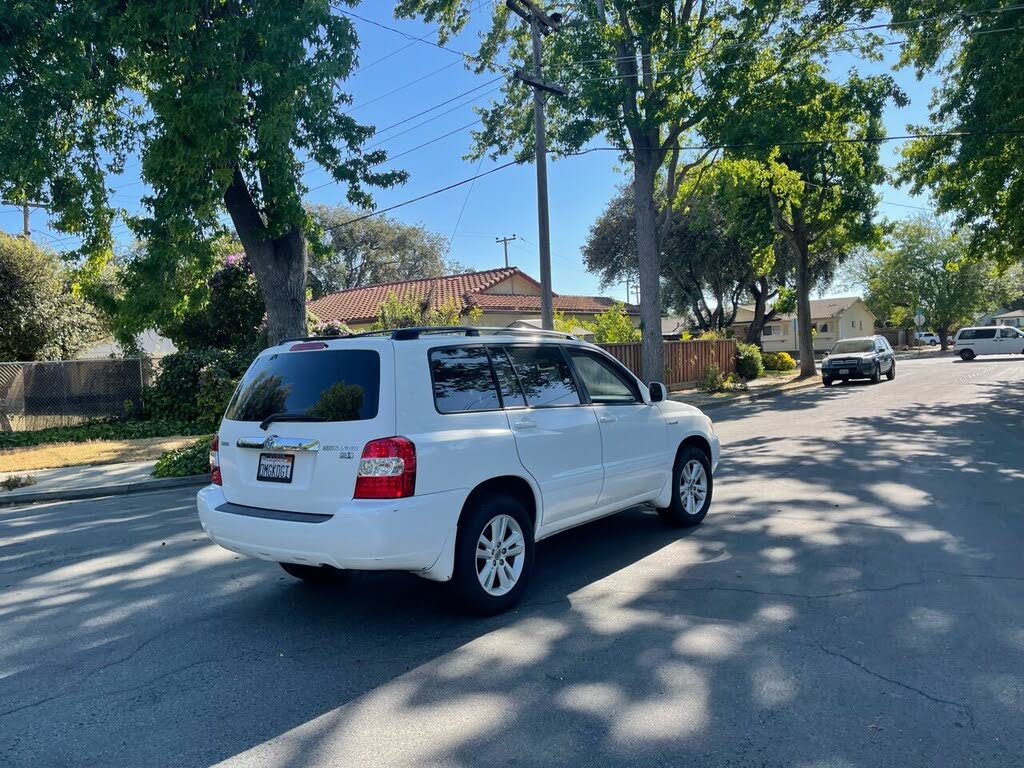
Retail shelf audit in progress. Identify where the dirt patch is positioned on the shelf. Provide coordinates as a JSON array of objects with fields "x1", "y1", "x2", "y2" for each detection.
[{"x1": 0, "y1": 436, "x2": 197, "y2": 473}]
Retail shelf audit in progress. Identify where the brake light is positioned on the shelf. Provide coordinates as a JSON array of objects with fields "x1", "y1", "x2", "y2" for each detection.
[
  {"x1": 210, "y1": 434, "x2": 222, "y2": 486},
  {"x1": 354, "y1": 437, "x2": 416, "y2": 499},
  {"x1": 290, "y1": 341, "x2": 328, "y2": 351}
]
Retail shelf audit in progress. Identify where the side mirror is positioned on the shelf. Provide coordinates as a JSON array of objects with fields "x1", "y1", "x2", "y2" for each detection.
[{"x1": 648, "y1": 381, "x2": 666, "y2": 403}]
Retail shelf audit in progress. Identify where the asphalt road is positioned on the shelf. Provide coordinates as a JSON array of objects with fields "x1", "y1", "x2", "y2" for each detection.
[{"x1": 2, "y1": 354, "x2": 1023, "y2": 768}]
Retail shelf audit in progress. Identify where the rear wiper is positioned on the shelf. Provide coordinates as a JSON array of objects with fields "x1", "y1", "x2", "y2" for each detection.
[{"x1": 259, "y1": 412, "x2": 328, "y2": 431}]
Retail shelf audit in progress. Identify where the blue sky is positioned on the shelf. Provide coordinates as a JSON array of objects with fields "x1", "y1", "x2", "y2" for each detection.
[{"x1": 2, "y1": 5, "x2": 936, "y2": 302}]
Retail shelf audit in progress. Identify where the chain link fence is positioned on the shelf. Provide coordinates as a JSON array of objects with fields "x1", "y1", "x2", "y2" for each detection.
[{"x1": 0, "y1": 359, "x2": 145, "y2": 432}]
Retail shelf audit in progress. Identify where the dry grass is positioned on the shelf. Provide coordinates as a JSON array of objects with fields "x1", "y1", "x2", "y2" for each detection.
[{"x1": 0, "y1": 436, "x2": 197, "y2": 473}]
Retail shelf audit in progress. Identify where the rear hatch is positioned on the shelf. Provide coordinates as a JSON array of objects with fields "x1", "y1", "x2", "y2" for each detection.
[{"x1": 216, "y1": 338, "x2": 394, "y2": 514}]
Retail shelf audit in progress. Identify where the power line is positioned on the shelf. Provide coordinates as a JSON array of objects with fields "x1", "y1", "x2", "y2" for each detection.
[
  {"x1": 369, "y1": 76, "x2": 504, "y2": 137},
  {"x1": 346, "y1": 60, "x2": 461, "y2": 113},
  {"x1": 447, "y1": 155, "x2": 487, "y2": 248}
]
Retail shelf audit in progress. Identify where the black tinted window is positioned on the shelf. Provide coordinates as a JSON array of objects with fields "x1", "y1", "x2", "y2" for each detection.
[
  {"x1": 569, "y1": 351, "x2": 639, "y2": 404},
  {"x1": 958, "y1": 329, "x2": 975, "y2": 340},
  {"x1": 489, "y1": 347, "x2": 526, "y2": 408},
  {"x1": 504, "y1": 346, "x2": 580, "y2": 407},
  {"x1": 430, "y1": 346, "x2": 501, "y2": 413},
  {"x1": 226, "y1": 350, "x2": 379, "y2": 422},
  {"x1": 975, "y1": 329, "x2": 997, "y2": 339}
]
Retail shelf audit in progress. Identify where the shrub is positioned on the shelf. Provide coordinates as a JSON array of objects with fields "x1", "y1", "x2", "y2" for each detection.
[
  {"x1": 763, "y1": 351, "x2": 797, "y2": 371},
  {"x1": 698, "y1": 363, "x2": 725, "y2": 393},
  {"x1": 724, "y1": 372, "x2": 748, "y2": 391},
  {"x1": 153, "y1": 436, "x2": 214, "y2": 478},
  {"x1": 1, "y1": 475, "x2": 36, "y2": 492},
  {"x1": 145, "y1": 349, "x2": 248, "y2": 424},
  {"x1": 735, "y1": 342, "x2": 765, "y2": 380}
]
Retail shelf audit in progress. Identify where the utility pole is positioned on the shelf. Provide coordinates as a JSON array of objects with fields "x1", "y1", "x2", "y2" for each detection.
[
  {"x1": 496, "y1": 234, "x2": 517, "y2": 268},
  {"x1": 2, "y1": 197, "x2": 45, "y2": 239},
  {"x1": 506, "y1": 0, "x2": 565, "y2": 329}
]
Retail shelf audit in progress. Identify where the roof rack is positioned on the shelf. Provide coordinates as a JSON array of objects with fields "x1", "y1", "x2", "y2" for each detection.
[{"x1": 389, "y1": 326, "x2": 577, "y2": 341}]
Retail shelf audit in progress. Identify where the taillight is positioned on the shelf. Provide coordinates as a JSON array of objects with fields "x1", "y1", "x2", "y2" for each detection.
[
  {"x1": 210, "y1": 434, "x2": 222, "y2": 486},
  {"x1": 354, "y1": 437, "x2": 416, "y2": 499}
]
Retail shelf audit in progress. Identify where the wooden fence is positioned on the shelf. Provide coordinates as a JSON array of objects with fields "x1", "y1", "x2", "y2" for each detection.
[{"x1": 599, "y1": 339, "x2": 737, "y2": 387}]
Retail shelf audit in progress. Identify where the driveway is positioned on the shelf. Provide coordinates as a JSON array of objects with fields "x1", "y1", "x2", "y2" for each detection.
[{"x1": 1, "y1": 355, "x2": 1022, "y2": 767}]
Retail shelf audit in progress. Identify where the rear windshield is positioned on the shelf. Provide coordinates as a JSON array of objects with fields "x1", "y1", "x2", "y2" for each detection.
[
  {"x1": 225, "y1": 349, "x2": 380, "y2": 423},
  {"x1": 831, "y1": 340, "x2": 874, "y2": 354}
]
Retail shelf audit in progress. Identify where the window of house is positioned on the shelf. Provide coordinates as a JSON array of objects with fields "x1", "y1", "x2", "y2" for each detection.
[
  {"x1": 851, "y1": 320, "x2": 856, "y2": 329},
  {"x1": 859, "y1": 320, "x2": 864, "y2": 330},
  {"x1": 820, "y1": 323, "x2": 829, "y2": 333},
  {"x1": 764, "y1": 326, "x2": 774, "y2": 336}
]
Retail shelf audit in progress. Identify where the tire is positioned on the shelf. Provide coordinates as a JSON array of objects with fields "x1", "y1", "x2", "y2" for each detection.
[
  {"x1": 929, "y1": 340, "x2": 937, "y2": 346},
  {"x1": 657, "y1": 445, "x2": 713, "y2": 528},
  {"x1": 822, "y1": 377, "x2": 833, "y2": 387},
  {"x1": 870, "y1": 363, "x2": 881, "y2": 384},
  {"x1": 886, "y1": 361, "x2": 896, "y2": 381},
  {"x1": 451, "y1": 494, "x2": 535, "y2": 616},
  {"x1": 279, "y1": 562, "x2": 341, "y2": 583},
  {"x1": 960, "y1": 349, "x2": 975, "y2": 361}
]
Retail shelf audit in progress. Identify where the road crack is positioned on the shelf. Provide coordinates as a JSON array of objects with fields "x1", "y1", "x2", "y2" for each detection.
[{"x1": 816, "y1": 642, "x2": 975, "y2": 728}]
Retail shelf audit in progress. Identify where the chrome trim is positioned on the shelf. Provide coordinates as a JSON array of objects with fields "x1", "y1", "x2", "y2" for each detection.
[{"x1": 236, "y1": 435, "x2": 321, "y2": 452}]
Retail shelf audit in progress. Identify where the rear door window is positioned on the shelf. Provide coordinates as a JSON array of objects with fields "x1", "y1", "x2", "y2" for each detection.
[
  {"x1": 975, "y1": 329, "x2": 997, "y2": 339},
  {"x1": 504, "y1": 346, "x2": 581, "y2": 407},
  {"x1": 429, "y1": 346, "x2": 501, "y2": 413},
  {"x1": 225, "y1": 349, "x2": 379, "y2": 423},
  {"x1": 488, "y1": 347, "x2": 526, "y2": 408}
]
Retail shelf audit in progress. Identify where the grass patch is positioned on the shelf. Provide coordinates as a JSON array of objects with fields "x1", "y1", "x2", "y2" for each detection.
[
  {"x1": 0, "y1": 436, "x2": 199, "y2": 473},
  {"x1": 0, "y1": 419, "x2": 207, "y2": 450}
]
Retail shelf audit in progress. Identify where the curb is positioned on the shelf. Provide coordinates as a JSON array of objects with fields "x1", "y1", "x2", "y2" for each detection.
[
  {"x1": 0, "y1": 474, "x2": 209, "y2": 507},
  {"x1": 673, "y1": 377, "x2": 822, "y2": 411}
]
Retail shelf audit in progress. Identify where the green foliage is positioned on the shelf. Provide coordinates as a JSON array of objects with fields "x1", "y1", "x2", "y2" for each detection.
[
  {"x1": 307, "y1": 313, "x2": 354, "y2": 337},
  {"x1": 0, "y1": 419, "x2": 206, "y2": 449},
  {"x1": 307, "y1": 204, "x2": 454, "y2": 298},
  {"x1": 369, "y1": 292, "x2": 464, "y2": 330},
  {"x1": 1, "y1": 475, "x2": 37, "y2": 492},
  {"x1": 862, "y1": 217, "x2": 987, "y2": 342},
  {"x1": 0, "y1": 2, "x2": 405, "y2": 344},
  {"x1": 145, "y1": 349, "x2": 248, "y2": 427},
  {"x1": 584, "y1": 303, "x2": 640, "y2": 344},
  {"x1": 466, "y1": 305, "x2": 484, "y2": 326},
  {"x1": 763, "y1": 352, "x2": 797, "y2": 371},
  {"x1": 153, "y1": 437, "x2": 214, "y2": 479},
  {"x1": 735, "y1": 343, "x2": 765, "y2": 381},
  {"x1": 0, "y1": 234, "x2": 106, "y2": 361},
  {"x1": 891, "y1": 3, "x2": 1024, "y2": 265},
  {"x1": 698, "y1": 363, "x2": 726, "y2": 393},
  {"x1": 773, "y1": 288, "x2": 797, "y2": 316}
]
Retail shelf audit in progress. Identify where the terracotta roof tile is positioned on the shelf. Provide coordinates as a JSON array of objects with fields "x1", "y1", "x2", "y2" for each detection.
[{"x1": 306, "y1": 267, "x2": 635, "y2": 323}]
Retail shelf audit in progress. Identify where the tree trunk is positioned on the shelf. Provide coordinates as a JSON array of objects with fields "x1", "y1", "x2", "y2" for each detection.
[
  {"x1": 747, "y1": 277, "x2": 777, "y2": 350},
  {"x1": 793, "y1": 240, "x2": 816, "y2": 377},
  {"x1": 633, "y1": 155, "x2": 664, "y2": 384},
  {"x1": 938, "y1": 325, "x2": 950, "y2": 351},
  {"x1": 224, "y1": 168, "x2": 308, "y2": 345}
]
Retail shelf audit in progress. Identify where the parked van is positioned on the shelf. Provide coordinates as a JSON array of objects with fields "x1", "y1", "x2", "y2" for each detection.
[
  {"x1": 952, "y1": 326, "x2": 1024, "y2": 360},
  {"x1": 197, "y1": 327, "x2": 720, "y2": 614}
]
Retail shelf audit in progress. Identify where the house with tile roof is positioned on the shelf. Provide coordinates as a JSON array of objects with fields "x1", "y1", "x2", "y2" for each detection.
[
  {"x1": 730, "y1": 296, "x2": 877, "y2": 354},
  {"x1": 307, "y1": 267, "x2": 640, "y2": 330}
]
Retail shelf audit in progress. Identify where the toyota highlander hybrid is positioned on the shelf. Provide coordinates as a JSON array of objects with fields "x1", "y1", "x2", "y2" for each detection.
[{"x1": 197, "y1": 327, "x2": 720, "y2": 614}]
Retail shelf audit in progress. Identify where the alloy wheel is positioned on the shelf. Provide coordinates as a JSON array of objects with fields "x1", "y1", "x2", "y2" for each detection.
[
  {"x1": 475, "y1": 514, "x2": 526, "y2": 596},
  {"x1": 679, "y1": 459, "x2": 708, "y2": 516}
]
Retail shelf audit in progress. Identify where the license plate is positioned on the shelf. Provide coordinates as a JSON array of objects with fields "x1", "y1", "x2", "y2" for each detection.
[
  {"x1": 257, "y1": 453, "x2": 294, "y2": 483},
  {"x1": 839, "y1": 369, "x2": 849, "y2": 375}
]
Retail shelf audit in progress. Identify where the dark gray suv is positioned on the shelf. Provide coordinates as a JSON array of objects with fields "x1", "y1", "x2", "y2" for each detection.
[{"x1": 821, "y1": 336, "x2": 896, "y2": 387}]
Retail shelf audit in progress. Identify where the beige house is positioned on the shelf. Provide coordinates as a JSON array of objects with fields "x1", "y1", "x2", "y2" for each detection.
[
  {"x1": 994, "y1": 309, "x2": 1024, "y2": 328},
  {"x1": 732, "y1": 296, "x2": 877, "y2": 354},
  {"x1": 307, "y1": 267, "x2": 639, "y2": 331}
]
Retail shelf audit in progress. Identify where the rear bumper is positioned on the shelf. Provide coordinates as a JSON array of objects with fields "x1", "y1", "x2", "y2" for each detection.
[
  {"x1": 196, "y1": 485, "x2": 465, "y2": 573},
  {"x1": 822, "y1": 365, "x2": 873, "y2": 380}
]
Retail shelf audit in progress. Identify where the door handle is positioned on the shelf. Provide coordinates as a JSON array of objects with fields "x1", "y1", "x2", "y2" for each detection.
[
  {"x1": 512, "y1": 417, "x2": 537, "y2": 430},
  {"x1": 598, "y1": 414, "x2": 616, "y2": 424}
]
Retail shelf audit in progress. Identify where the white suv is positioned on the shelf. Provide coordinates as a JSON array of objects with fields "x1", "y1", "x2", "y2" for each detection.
[
  {"x1": 197, "y1": 327, "x2": 720, "y2": 614},
  {"x1": 953, "y1": 326, "x2": 1024, "y2": 360}
]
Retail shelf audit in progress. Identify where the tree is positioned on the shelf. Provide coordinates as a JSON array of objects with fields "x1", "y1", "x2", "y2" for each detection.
[
  {"x1": 718, "y1": 67, "x2": 902, "y2": 375},
  {"x1": 863, "y1": 218, "x2": 987, "y2": 349},
  {"x1": 370, "y1": 291, "x2": 463, "y2": 330},
  {"x1": 307, "y1": 205, "x2": 455, "y2": 299},
  {"x1": 0, "y1": 2, "x2": 404, "y2": 345},
  {"x1": 396, "y1": 0, "x2": 874, "y2": 382},
  {"x1": 0, "y1": 234, "x2": 105, "y2": 361},
  {"x1": 890, "y1": 2, "x2": 1024, "y2": 265},
  {"x1": 586, "y1": 302, "x2": 641, "y2": 343}
]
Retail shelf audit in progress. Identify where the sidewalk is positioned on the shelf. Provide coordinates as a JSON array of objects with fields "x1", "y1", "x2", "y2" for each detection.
[
  {"x1": 671, "y1": 371, "x2": 820, "y2": 410},
  {"x1": 0, "y1": 460, "x2": 207, "y2": 506}
]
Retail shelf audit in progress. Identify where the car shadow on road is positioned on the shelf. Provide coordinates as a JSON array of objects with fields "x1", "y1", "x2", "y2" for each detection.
[{"x1": 1, "y1": 383, "x2": 1023, "y2": 767}]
